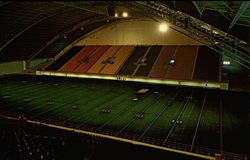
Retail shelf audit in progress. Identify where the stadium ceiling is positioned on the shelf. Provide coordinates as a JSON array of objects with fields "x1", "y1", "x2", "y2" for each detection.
[{"x1": 0, "y1": 1, "x2": 249, "y2": 68}]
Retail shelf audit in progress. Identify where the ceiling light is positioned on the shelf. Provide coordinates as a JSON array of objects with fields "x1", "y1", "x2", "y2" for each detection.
[
  {"x1": 114, "y1": 13, "x2": 118, "y2": 17},
  {"x1": 122, "y1": 12, "x2": 128, "y2": 17},
  {"x1": 168, "y1": 59, "x2": 175, "y2": 65},
  {"x1": 81, "y1": 27, "x2": 84, "y2": 30},
  {"x1": 159, "y1": 23, "x2": 169, "y2": 32},
  {"x1": 223, "y1": 60, "x2": 231, "y2": 65},
  {"x1": 64, "y1": 35, "x2": 67, "y2": 39}
]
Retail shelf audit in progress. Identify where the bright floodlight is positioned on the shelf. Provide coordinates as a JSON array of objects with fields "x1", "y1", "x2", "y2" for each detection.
[
  {"x1": 223, "y1": 60, "x2": 231, "y2": 65},
  {"x1": 122, "y1": 12, "x2": 128, "y2": 17},
  {"x1": 159, "y1": 23, "x2": 168, "y2": 32},
  {"x1": 114, "y1": 13, "x2": 118, "y2": 17}
]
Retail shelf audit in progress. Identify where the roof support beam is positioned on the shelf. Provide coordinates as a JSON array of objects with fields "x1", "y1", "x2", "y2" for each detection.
[
  {"x1": 53, "y1": 2, "x2": 107, "y2": 15},
  {"x1": 0, "y1": 1, "x2": 10, "y2": 8},
  {"x1": 220, "y1": 1, "x2": 234, "y2": 12},
  {"x1": 240, "y1": 14, "x2": 250, "y2": 18},
  {"x1": 228, "y1": 1, "x2": 250, "y2": 30},
  {"x1": 204, "y1": 8, "x2": 230, "y2": 21},
  {"x1": 192, "y1": 1, "x2": 202, "y2": 17},
  {"x1": 0, "y1": 8, "x2": 74, "y2": 54},
  {"x1": 236, "y1": 23, "x2": 250, "y2": 27}
]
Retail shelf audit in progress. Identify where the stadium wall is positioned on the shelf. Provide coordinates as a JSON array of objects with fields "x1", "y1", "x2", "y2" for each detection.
[
  {"x1": 0, "y1": 61, "x2": 26, "y2": 75},
  {"x1": 75, "y1": 20, "x2": 203, "y2": 46}
]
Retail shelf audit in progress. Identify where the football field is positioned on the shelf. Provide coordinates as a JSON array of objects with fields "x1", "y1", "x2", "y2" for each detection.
[{"x1": 0, "y1": 75, "x2": 248, "y2": 159}]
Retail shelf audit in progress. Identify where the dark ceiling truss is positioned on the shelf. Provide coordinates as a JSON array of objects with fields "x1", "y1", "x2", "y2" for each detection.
[
  {"x1": 202, "y1": 7, "x2": 231, "y2": 21},
  {"x1": 0, "y1": 1, "x2": 9, "y2": 8},
  {"x1": 220, "y1": 1, "x2": 234, "y2": 12},
  {"x1": 0, "y1": 7, "x2": 75, "y2": 54},
  {"x1": 236, "y1": 23, "x2": 250, "y2": 27},
  {"x1": 228, "y1": 1, "x2": 250, "y2": 31},
  {"x1": 0, "y1": 2, "x2": 69, "y2": 47},
  {"x1": 240, "y1": 14, "x2": 250, "y2": 18},
  {"x1": 192, "y1": 1, "x2": 206, "y2": 18},
  {"x1": 135, "y1": 1, "x2": 250, "y2": 69},
  {"x1": 0, "y1": 6, "x2": 102, "y2": 62},
  {"x1": 53, "y1": 1, "x2": 109, "y2": 16},
  {"x1": 190, "y1": 1, "x2": 250, "y2": 30},
  {"x1": 53, "y1": 1, "x2": 156, "y2": 21}
]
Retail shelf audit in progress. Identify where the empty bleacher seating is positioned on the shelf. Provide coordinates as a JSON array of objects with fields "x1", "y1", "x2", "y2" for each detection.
[
  {"x1": 117, "y1": 46, "x2": 148, "y2": 75},
  {"x1": 166, "y1": 46, "x2": 198, "y2": 80},
  {"x1": 135, "y1": 46, "x2": 162, "y2": 76},
  {"x1": 100, "y1": 46, "x2": 134, "y2": 75},
  {"x1": 149, "y1": 46, "x2": 177, "y2": 78},
  {"x1": 46, "y1": 46, "x2": 84, "y2": 71}
]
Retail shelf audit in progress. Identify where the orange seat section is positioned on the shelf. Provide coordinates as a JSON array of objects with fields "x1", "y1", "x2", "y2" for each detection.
[
  {"x1": 100, "y1": 46, "x2": 134, "y2": 75},
  {"x1": 58, "y1": 46, "x2": 98, "y2": 72},
  {"x1": 74, "y1": 46, "x2": 110, "y2": 73},
  {"x1": 87, "y1": 46, "x2": 121, "y2": 74}
]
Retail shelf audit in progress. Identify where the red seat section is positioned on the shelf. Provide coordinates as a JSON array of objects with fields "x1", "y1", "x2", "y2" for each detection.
[
  {"x1": 74, "y1": 46, "x2": 110, "y2": 73},
  {"x1": 58, "y1": 46, "x2": 98, "y2": 72},
  {"x1": 166, "y1": 46, "x2": 198, "y2": 80}
]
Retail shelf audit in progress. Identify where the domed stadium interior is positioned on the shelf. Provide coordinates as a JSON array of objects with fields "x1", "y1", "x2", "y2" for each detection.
[{"x1": 0, "y1": 1, "x2": 249, "y2": 160}]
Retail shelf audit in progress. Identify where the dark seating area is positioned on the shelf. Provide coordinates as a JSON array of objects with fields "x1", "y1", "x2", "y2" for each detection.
[
  {"x1": 118, "y1": 46, "x2": 148, "y2": 75},
  {"x1": 193, "y1": 46, "x2": 220, "y2": 81},
  {"x1": 34, "y1": 19, "x2": 109, "y2": 59},
  {"x1": 46, "y1": 46, "x2": 84, "y2": 71},
  {"x1": 135, "y1": 46, "x2": 162, "y2": 76}
]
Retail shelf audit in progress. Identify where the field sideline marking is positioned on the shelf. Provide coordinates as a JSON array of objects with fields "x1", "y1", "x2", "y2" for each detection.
[
  {"x1": 190, "y1": 91, "x2": 207, "y2": 151},
  {"x1": 138, "y1": 89, "x2": 181, "y2": 140},
  {"x1": 162, "y1": 90, "x2": 194, "y2": 145}
]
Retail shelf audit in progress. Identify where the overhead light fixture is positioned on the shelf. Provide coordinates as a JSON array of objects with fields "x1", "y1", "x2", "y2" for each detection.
[
  {"x1": 64, "y1": 35, "x2": 67, "y2": 39},
  {"x1": 122, "y1": 12, "x2": 128, "y2": 17},
  {"x1": 81, "y1": 27, "x2": 84, "y2": 30},
  {"x1": 223, "y1": 60, "x2": 231, "y2": 65},
  {"x1": 168, "y1": 59, "x2": 175, "y2": 66},
  {"x1": 114, "y1": 13, "x2": 118, "y2": 17},
  {"x1": 159, "y1": 23, "x2": 169, "y2": 32}
]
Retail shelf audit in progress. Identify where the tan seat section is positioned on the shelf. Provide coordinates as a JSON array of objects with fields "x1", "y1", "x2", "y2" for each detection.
[
  {"x1": 166, "y1": 46, "x2": 198, "y2": 80},
  {"x1": 87, "y1": 46, "x2": 120, "y2": 74},
  {"x1": 101, "y1": 46, "x2": 134, "y2": 75},
  {"x1": 148, "y1": 46, "x2": 176, "y2": 78}
]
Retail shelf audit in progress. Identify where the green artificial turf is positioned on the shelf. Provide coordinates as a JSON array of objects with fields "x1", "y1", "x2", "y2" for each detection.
[{"x1": 0, "y1": 75, "x2": 248, "y2": 157}]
